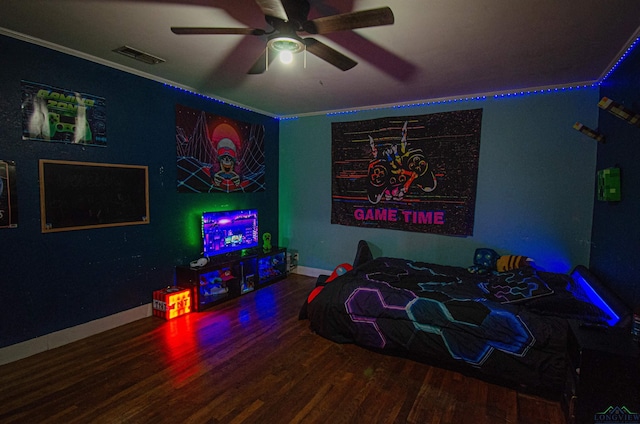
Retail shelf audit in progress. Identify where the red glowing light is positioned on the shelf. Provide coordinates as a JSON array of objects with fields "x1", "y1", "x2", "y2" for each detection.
[{"x1": 153, "y1": 287, "x2": 192, "y2": 320}]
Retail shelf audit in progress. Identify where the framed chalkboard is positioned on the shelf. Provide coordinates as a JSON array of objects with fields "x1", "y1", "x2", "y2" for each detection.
[{"x1": 39, "y1": 159, "x2": 149, "y2": 233}]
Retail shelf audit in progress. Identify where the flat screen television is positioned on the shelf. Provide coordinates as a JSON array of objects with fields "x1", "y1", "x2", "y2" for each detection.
[{"x1": 202, "y1": 209, "x2": 259, "y2": 257}]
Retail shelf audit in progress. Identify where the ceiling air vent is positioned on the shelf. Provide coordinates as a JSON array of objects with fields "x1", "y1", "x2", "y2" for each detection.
[{"x1": 113, "y1": 45, "x2": 165, "y2": 65}]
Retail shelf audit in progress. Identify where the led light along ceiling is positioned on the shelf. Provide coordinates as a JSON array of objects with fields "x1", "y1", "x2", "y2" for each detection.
[{"x1": 164, "y1": 34, "x2": 640, "y2": 120}]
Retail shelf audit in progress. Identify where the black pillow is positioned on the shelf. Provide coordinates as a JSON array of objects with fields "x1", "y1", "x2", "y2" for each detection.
[
  {"x1": 524, "y1": 288, "x2": 611, "y2": 323},
  {"x1": 478, "y1": 267, "x2": 554, "y2": 303},
  {"x1": 353, "y1": 240, "x2": 374, "y2": 268}
]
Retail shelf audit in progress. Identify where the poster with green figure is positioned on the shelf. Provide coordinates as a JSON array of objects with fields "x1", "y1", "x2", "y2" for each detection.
[{"x1": 21, "y1": 81, "x2": 107, "y2": 146}]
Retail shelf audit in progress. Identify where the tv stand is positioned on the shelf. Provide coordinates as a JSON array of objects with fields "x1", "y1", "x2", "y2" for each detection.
[{"x1": 176, "y1": 246, "x2": 287, "y2": 311}]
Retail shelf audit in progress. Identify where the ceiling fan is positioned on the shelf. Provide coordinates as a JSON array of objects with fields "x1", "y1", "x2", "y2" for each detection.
[{"x1": 171, "y1": 0, "x2": 394, "y2": 74}]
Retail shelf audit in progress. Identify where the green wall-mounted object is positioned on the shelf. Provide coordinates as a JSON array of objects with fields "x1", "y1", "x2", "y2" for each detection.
[{"x1": 597, "y1": 167, "x2": 621, "y2": 201}]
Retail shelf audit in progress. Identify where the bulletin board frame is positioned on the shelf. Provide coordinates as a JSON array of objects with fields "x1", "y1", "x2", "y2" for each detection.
[{"x1": 39, "y1": 159, "x2": 149, "y2": 233}]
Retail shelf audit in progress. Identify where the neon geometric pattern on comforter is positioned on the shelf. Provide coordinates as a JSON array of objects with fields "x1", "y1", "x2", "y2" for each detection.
[
  {"x1": 305, "y1": 257, "x2": 571, "y2": 395},
  {"x1": 345, "y1": 267, "x2": 535, "y2": 366}
]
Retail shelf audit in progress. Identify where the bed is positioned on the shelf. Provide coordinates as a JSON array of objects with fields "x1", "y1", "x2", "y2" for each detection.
[{"x1": 300, "y1": 242, "x2": 631, "y2": 398}]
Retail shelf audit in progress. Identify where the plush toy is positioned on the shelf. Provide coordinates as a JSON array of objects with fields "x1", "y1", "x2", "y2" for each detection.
[
  {"x1": 262, "y1": 232, "x2": 272, "y2": 253},
  {"x1": 307, "y1": 263, "x2": 353, "y2": 304},
  {"x1": 496, "y1": 255, "x2": 534, "y2": 272},
  {"x1": 467, "y1": 248, "x2": 500, "y2": 274},
  {"x1": 467, "y1": 248, "x2": 535, "y2": 274},
  {"x1": 325, "y1": 263, "x2": 353, "y2": 283}
]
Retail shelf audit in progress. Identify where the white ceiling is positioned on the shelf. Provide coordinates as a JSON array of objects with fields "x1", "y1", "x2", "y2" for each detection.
[{"x1": 1, "y1": 0, "x2": 639, "y2": 117}]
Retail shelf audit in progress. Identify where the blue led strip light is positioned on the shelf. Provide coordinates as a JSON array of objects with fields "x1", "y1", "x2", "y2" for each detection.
[
  {"x1": 326, "y1": 84, "x2": 601, "y2": 117},
  {"x1": 164, "y1": 83, "x2": 298, "y2": 120},
  {"x1": 162, "y1": 83, "x2": 276, "y2": 115},
  {"x1": 163, "y1": 35, "x2": 640, "y2": 119},
  {"x1": 600, "y1": 35, "x2": 640, "y2": 83},
  {"x1": 571, "y1": 269, "x2": 620, "y2": 326},
  {"x1": 492, "y1": 84, "x2": 598, "y2": 98},
  {"x1": 324, "y1": 35, "x2": 640, "y2": 118}
]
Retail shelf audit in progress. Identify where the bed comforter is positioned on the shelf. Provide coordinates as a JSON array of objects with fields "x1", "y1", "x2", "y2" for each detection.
[{"x1": 304, "y1": 257, "x2": 610, "y2": 396}]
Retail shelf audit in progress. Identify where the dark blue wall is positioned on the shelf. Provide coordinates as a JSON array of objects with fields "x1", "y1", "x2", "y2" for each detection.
[
  {"x1": 0, "y1": 35, "x2": 279, "y2": 348},
  {"x1": 591, "y1": 42, "x2": 640, "y2": 309}
]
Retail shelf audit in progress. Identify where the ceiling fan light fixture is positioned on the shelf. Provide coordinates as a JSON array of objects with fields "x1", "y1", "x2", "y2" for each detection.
[
  {"x1": 266, "y1": 36, "x2": 306, "y2": 67},
  {"x1": 170, "y1": 2, "x2": 394, "y2": 74},
  {"x1": 268, "y1": 37, "x2": 305, "y2": 54}
]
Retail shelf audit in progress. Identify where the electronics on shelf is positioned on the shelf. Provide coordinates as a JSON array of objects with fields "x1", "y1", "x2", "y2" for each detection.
[{"x1": 202, "y1": 209, "x2": 259, "y2": 257}]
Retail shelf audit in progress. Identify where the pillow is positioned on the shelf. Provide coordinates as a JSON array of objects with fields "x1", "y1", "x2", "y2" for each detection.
[
  {"x1": 524, "y1": 294, "x2": 611, "y2": 324},
  {"x1": 353, "y1": 240, "x2": 374, "y2": 268},
  {"x1": 478, "y1": 268, "x2": 554, "y2": 303},
  {"x1": 496, "y1": 255, "x2": 533, "y2": 272}
]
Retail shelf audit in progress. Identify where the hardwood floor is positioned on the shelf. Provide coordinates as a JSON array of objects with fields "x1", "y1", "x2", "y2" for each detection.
[{"x1": 0, "y1": 274, "x2": 566, "y2": 423}]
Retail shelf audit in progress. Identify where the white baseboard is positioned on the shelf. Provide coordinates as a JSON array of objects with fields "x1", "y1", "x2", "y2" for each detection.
[
  {"x1": 0, "y1": 269, "x2": 332, "y2": 365},
  {"x1": 0, "y1": 303, "x2": 152, "y2": 366},
  {"x1": 293, "y1": 266, "x2": 331, "y2": 278}
]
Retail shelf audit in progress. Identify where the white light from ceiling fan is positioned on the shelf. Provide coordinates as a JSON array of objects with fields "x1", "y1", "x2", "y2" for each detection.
[
  {"x1": 268, "y1": 37, "x2": 304, "y2": 68},
  {"x1": 279, "y1": 50, "x2": 294, "y2": 64}
]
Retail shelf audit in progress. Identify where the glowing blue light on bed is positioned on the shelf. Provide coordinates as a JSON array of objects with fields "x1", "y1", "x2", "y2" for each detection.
[{"x1": 571, "y1": 269, "x2": 620, "y2": 326}]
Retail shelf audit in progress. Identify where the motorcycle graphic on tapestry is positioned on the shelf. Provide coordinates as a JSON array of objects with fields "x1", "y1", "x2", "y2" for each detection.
[
  {"x1": 176, "y1": 104, "x2": 265, "y2": 193},
  {"x1": 331, "y1": 109, "x2": 482, "y2": 237},
  {"x1": 366, "y1": 121, "x2": 438, "y2": 204}
]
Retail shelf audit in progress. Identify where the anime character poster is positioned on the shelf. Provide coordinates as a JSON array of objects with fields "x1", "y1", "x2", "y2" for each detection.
[
  {"x1": 0, "y1": 160, "x2": 18, "y2": 229},
  {"x1": 176, "y1": 104, "x2": 265, "y2": 193},
  {"x1": 21, "y1": 81, "x2": 107, "y2": 146},
  {"x1": 331, "y1": 109, "x2": 482, "y2": 236}
]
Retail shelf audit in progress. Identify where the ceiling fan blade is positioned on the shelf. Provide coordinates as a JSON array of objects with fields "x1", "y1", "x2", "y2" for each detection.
[
  {"x1": 303, "y1": 38, "x2": 357, "y2": 71},
  {"x1": 247, "y1": 48, "x2": 277, "y2": 74},
  {"x1": 254, "y1": 0, "x2": 289, "y2": 21},
  {"x1": 171, "y1": 27, "x2": 265, "y2": 36},
  {"x1": 304, "y1": 7, "x2": 394, "y2": 34}
]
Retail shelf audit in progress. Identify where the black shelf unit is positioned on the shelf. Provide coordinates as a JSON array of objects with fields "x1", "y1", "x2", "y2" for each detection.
[
  {"x1": 176, "y1": 246, "x2": 287, "y2": 311},
  {"x1": 562, "y1": 320, "x2": 640, "y2": 424},
  {"x1": 257, "y1": 248, "x2": 287, "y2": 286}
]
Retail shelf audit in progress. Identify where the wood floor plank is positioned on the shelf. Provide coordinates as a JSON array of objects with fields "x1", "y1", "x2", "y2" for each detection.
[{"x1": 0, "y1": 274, "x2": 566, "y2": 423}]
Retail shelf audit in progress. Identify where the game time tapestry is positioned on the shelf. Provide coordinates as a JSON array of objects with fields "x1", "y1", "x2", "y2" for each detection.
[
  {"x1": 176, "y1": 104, "x2": 265, "y2": 193},
  {"x1": 331, "y1": 109, "x2": 482, "y2": 236}
]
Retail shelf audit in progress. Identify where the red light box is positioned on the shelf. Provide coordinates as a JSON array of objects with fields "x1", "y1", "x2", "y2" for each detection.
[{"x1": 153, "y1": 286, "x2": 191, "y2": 320}]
